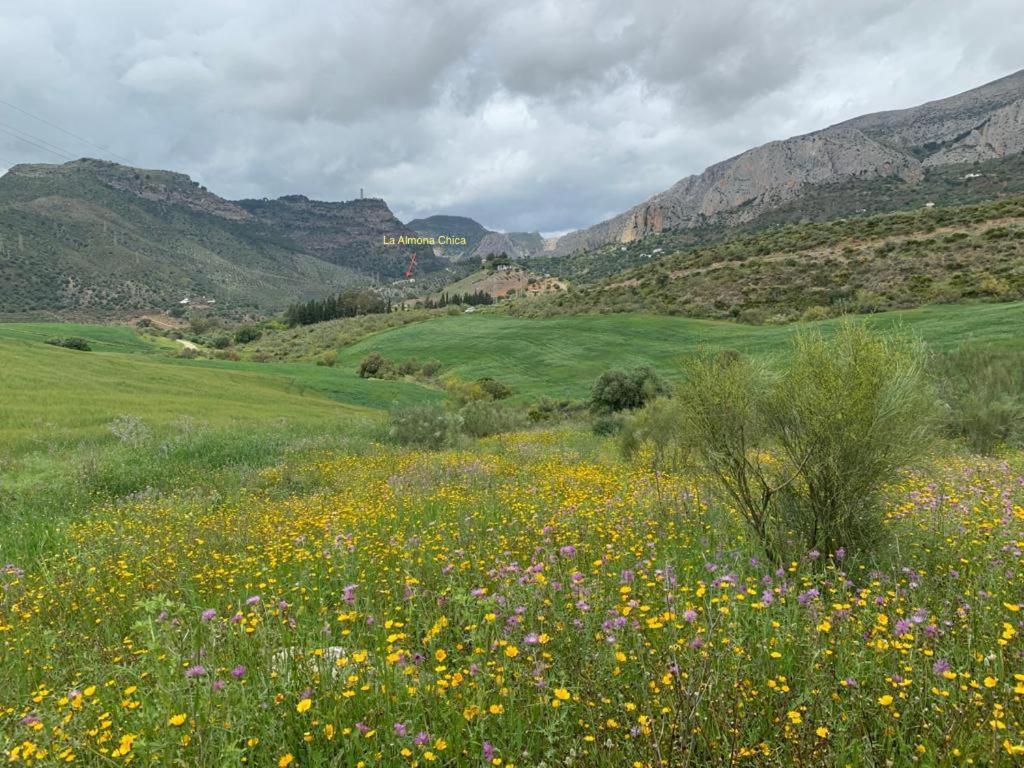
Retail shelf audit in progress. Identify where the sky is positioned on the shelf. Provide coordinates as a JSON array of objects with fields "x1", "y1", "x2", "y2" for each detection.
[{"x1": 0, "y1": 1, "x2": 1021, "y2": 235}]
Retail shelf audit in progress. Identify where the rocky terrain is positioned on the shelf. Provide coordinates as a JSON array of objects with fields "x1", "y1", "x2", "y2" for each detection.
[
  {"x1": 407, "y1": 214, "x2": 543, "y2": 260},
  {"x1": 550, "y1": 68, "x2": 1024, "y2": 255}
]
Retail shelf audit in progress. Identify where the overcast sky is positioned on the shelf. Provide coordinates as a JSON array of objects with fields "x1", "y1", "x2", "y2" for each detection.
[{"x1": 0, "y1": 1, "x2": 1021, "y2": 234}]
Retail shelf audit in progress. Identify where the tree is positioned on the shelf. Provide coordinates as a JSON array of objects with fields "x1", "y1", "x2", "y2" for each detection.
[
  {"x1": 590, "y1": 366, "x2": 665, "y2": 413},
  {"x1": 673, "y1": 323, "x2": 937, "y2": 559}
]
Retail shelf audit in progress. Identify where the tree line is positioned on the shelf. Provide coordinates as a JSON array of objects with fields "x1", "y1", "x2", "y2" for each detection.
[
  {"x1": 421, "y1": 290, "x2": 495, "y2": 310},
  {"x1": 284, "y1": 289, "x2": 390, "y2": 326}
]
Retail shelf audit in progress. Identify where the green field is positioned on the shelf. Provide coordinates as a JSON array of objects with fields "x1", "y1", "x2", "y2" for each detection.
[
  {"x1": 0, "y1": 324, "x2": 447, "y2": 460},
  {"x1": 335, "y1": 302, "x2": 1024, "y2": 400}
]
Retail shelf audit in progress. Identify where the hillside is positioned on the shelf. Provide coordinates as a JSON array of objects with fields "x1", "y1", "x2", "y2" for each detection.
[
  {"x1": 237, "y1": 195, "x2": 439, "y2": 278},
  {"x1": 326, "y1": 302, "x2": 1024, "y2": 401},
  {"x1": 0, "y1": 160, "x2": 443, "y2": 318},
  {"x1": 407, "y1": 214, "x2": 543, "y2": 260},
  {"x1": 549, "y1": 68, "x2": 1024, "y2": 256},
  {"x1": 518, "y1": 194, "x2": 1024, "y2": 322}
]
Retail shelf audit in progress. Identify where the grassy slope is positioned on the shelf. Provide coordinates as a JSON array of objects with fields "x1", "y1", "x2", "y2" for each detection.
[
  {"x1": 0, "y1": 325, "x2": 440, "y2": 454},
  {"x1": 334, "y1": 302, "x2": 1024, "y2": 400}
]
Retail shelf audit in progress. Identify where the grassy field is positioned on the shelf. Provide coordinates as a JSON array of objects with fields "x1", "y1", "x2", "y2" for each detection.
[
  {"x1": 334, "y1": 302, "x2": 1024, "y2": 400},
  {"x1": 2, "y1": 431, "x2": 1023, "y2": 766},
  {"x1": 3, "y1": 306, "x2": 1024, "y2": 765},
  {"x1": 0, "y1": 324, "x2": 444, "y2": 456}
]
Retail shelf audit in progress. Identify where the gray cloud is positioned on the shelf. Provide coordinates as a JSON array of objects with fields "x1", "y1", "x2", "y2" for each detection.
[{"x1": 0, "y1": 0, "x2": 1021, "y2": 234}]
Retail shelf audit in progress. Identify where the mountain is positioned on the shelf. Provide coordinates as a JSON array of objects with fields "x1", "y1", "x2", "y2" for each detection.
[
  {"x1": 405, "y1": 214, "x2": 490, "y2": 259},
  {"x1": 238, "y1": 195, "x2": 439, "y2": 279},
  {"x1": 515, "y1": 193, "x2": 1024, "y2": 322},
  {"x1": 406, "y1": 214, "x2": 543, "y2": 260},
  {"x1": 550, "y1": 68, "x2": 1024, "y2": 255},
  {"x1": 0, "y1": 159, "x2": 442, "y2": 318}
]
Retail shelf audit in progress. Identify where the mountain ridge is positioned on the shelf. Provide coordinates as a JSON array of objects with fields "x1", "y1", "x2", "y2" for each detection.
[{"x1": 549, "y1": 68, "x2": 1024, "y2": 256}]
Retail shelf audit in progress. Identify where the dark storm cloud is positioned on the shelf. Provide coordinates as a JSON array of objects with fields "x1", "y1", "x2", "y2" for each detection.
[{"x1": 0, "y1": 0, "x2": 1021, "y2": 234}]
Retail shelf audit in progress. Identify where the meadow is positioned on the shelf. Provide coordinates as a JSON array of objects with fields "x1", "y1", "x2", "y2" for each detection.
[{"x1": 2, "y1": 310, "x2": 1024, "y2": 765}]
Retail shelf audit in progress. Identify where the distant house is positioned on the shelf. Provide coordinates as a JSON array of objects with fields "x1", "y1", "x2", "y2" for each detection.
[
  {"x1": 924, "y1": 201, "x2": 936, "y2": 208},
  {"x1": 464, "y1": 306, "x2": 477, "y2": 313},
  {"x1": 179, "y1": 297, "x2": 190, "y2": 305}
]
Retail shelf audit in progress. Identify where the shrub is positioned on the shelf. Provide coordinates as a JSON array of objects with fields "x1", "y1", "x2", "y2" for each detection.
[
  {"x1": 459, "y1": 401, "x2": 523, "y2": 438},
  {"x1": 358, "y1": 352, "x2": 394, "y2": 379},
  {"x1": 419, "y1": 359, "x2": 442, "y2": 378},
  {"x1": 211, "y1": 336, "x2": 232, "y2": 349},
  {"x1": 45, "y1": 337, "x2": 91, "y2": 351},
  {"x1": 591, "y1": 414, "x2": 624, "y2": 436},
  {"x1": 937, "y1": 346, "x2": 1024, "y2": 454},
  {"x1": 397, "y1": 359, "x2": 421, "y2": 376},
  {"x1": 234, "y1": 326, "x2": 263, "y2": 344},
  {"x1": 590, "y1": 365, "x2": 665, "y2": 413},
  {"x1": 618, "y1": 398, "x2": 689, "y2": 473},
  {"x1": 476, "y1": 377, "x2": 512, "y2": 400},
  {"x1": 674, "y1": 324, "x2": 936, "y2": 559},
  {"x1": 317, "y1": 350, "x2": 338, "y2": 367},
  {"x1": 387, "y1": 404, "x2": 460, "y2": 449}
]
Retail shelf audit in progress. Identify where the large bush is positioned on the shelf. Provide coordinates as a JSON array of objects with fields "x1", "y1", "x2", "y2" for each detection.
[
  {"x1": 674, "y1": 324, "x2": 937, "y2": 559},
  {"x1": 590, "y1": 365, "x2": 665, "y2": 413},
  {"x1": 459, "y1": 401, "x2": 523, "y2": 438},
  {"x1": 386, "y1": 404, "x2": 460, "y2": 449}
]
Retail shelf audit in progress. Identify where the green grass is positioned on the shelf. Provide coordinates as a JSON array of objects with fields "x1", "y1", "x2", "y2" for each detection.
[
  {"x1": 334, "y1": 302, "x2": 1024, "y2": 400},
  {"x1": 0, "y1": 322, "x2": 447, "y2": 452}
]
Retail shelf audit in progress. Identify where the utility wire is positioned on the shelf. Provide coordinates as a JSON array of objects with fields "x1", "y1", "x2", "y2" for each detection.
[
  {"x1": 0, "y1": 120, "x2": 77, "y2": 160},
  {"x1": 0, "y1": 125, "x2": 73, "y2": 160},
  {"x1": 0, "y1": 98, "x2": 133, "y2": 164}
]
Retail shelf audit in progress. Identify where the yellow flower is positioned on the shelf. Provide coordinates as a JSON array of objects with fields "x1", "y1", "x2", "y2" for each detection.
[
  {"x1": 786, "y1": 710, "x2": 802, "y2": 724},
  {"x1": 554, "y1": 687, "x2": 571, "y2": 701},
  {"x1": 296, "y1": 698, "x2": 312, "y2": 713},
  {"x1": 488, "y1": 703, "x2": 504, "y2": 714},
  {"x1": 434, "y1": 649, "x2": 447, "y2": 663},
  {"x1": 168, "y1": 713, "x2": 187, "y2": 727},
  {"x1": 504, "y1": 645, "x2": 519, "y2": 658},
  {"x1": 878, "y1": 695, "x2": 894, "y2": 706},
  {"x1": 984, "y1": 676, "x2": 998, "y2": 688},
  {"x1": 815, "y1": 726, "x2": 829, "y2": 739},
  {"x1": 278, "y1": 754, "x2": 294, "y2": 768}
]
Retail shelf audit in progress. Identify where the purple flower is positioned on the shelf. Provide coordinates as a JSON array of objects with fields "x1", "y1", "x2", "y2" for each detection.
[
  {"x1": 413, "y1": 731, "x2": 430, "y2": 746},
  {"x1": 212, "y1": 679, "x2": 225, "y2": 691},
  {"x1": 185, "y1": 665, "x2": 206, "y2": 678},
  {"x1": 761, "y1": 589, "x2": 774, "y2": 606},
  {"x1": 682, "y1": 609, "x2": 698, "y2": 622},
  {"x1": 834, "y1": 547, "x2": 846, "y2": 561},
  {"x1": 246, "y1": 595, "x2": 261, "y2": 606},
  {"x1": 355, "y1": 722, "x2": 369, "y2": 735},
  {"x1": 894, "y1": 619, "x2": 912, "y2": 635},
  {"x1": 201, "y1": 608, "x2": 217, "y2": 622},
  {"x1": 394, "y1": 722, "x2": 407, "y2": 737},
  {"x1": 797, "y1": 588, "x2": 820, "y2": 606},
  {"x1": 343, "y1": 584, "x2": 358, "y2": 604},
  {"x1": 524, "y1": 632, "x2": 540, "y2": 645},
  {"x1": 559, "y1": 545, "x2": 576, "y2": 558},
  {"x1": 483, "y1": 742, "x2": 496, "y2": 761},
  {"x1": 231, "y1": 665, "x2": 246, "y2": 679},
  {"x1": 932, "y1": 659, "x2": 951, "y2": 676}
]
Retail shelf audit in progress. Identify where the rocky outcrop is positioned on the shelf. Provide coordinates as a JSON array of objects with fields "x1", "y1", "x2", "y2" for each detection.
[
  {"x1": 407, "y1": 214, "x2": 544, "y2": 260},
  {"x1": 550, "y1": 68, "x2": 1024, "y2": 255},
  {"x1": 8, "y1": 158, "x2": 253, "y2": 221},
  {"x1": 237, "y1": 195, "x2": 444, "y2": 278}
]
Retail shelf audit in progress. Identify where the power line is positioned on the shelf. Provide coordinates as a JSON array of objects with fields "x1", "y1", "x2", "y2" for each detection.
[
  {"x1": 0, "y1": 124, "x2": 73, "y2": 160},
  {"x1": 0, "y1": 98, "x2": 133, "y2": 164},
  {"x1": 0, "y1": 120, "x2": 76, "y2": 160}
]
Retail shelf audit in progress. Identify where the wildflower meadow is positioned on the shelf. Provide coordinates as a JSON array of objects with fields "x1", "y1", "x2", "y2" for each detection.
[{"x1": 2, "y1": 429, "x2": 1023, "y2": 766}]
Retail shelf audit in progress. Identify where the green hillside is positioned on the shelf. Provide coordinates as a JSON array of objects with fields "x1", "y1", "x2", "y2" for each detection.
[
  {"x1": 0, "y1": 324, "x2": 442, "y2": 455},
  {"x1": 333, "y1": 302, "x2": 1024, "y2": 400},
  {"x1": 518, "y1": 195, "x2": 1024, "y2": 322},
  {"x1": 528, "y1": 154, "x2": 1024, "y2": 287}
]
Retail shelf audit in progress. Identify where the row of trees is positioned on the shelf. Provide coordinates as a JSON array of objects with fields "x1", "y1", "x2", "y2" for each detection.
[
  {"x1": 284, "y1": 289, "x2": 390, "y2": 326},
  {"x1": 421, "y1": 290, "x2": 495, "y2": 309}
]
